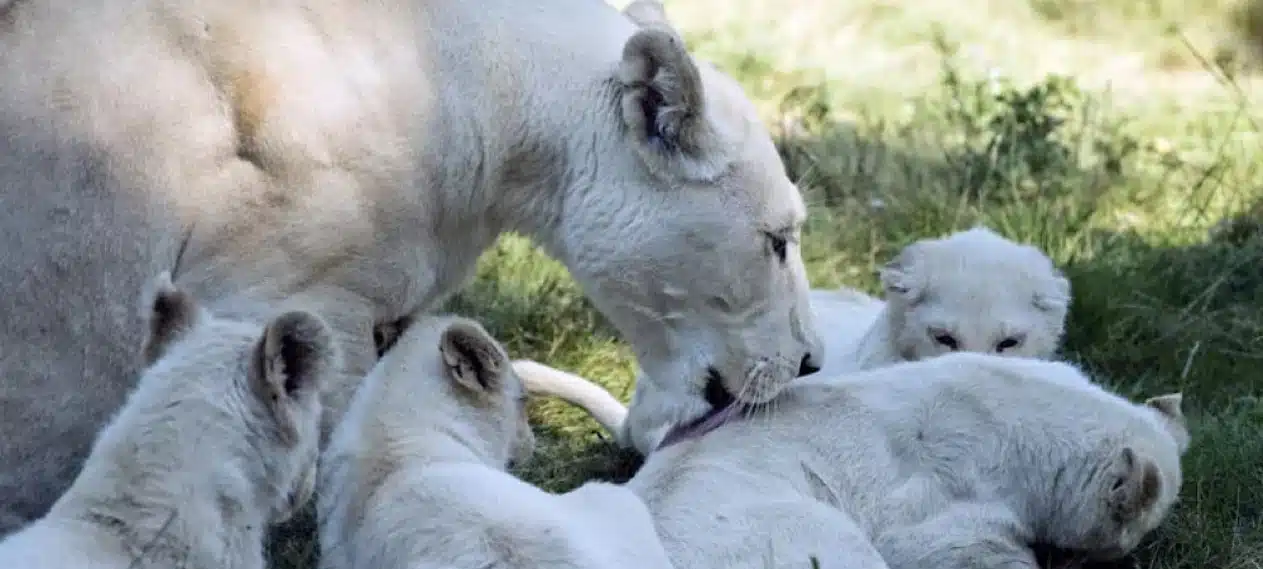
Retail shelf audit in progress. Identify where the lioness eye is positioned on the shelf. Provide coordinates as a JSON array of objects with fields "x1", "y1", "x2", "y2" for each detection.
[
  {"x1": 995, "y1": 336, "x2": 1023, "y2": 353},
  {"x1": 765, "y1": 233, "x2": 788, "y2": 262},
  {"x1": 932, "y1": 332, "x2": 959, "y2": 351}
]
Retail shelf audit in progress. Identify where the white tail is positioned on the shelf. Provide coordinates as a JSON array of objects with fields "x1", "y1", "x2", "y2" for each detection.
[{"x1": 512, "y1": 360, "x2": 629, "y2": 438}]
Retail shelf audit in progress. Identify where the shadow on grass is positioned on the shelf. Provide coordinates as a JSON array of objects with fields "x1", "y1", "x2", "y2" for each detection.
[{"x1": 1060, "y1": 227, "x2": 1263, "y2": 405}]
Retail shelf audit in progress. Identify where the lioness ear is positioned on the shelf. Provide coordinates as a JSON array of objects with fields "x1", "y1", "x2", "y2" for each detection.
[
  {"x1": 618, "y1": 28, "x2": 728, "y2": 180},
  {"x1": 1145, "y1": 393, "x2": 1191, "y2": 454},
  {"x1": 879, "y1": 244, "x2": 925, "y2": 303},
  {"x1": 623, "y1": 0, "x2": 676, "y2": 32},
  {"x1": 440, "y1": 320, "x2": 509, "y2": 397},
  {"x1": 1033, "y1": 270, "x2": 1072, "y2": 313},
  {"x1": 1108, "y1": 447, "x2": 1163, "y2": 522},
  {"x1": 139, "y1": 271, "x2": 202, "y2": 365},
  {"x1": 251, "y1": 310, "x2": 338, "y2": 445}
]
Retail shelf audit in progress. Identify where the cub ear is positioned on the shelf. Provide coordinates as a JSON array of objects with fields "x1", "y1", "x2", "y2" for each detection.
[
  {"x1": 139, "y1": 271, "x2": 202, "y2": 365},
  {"x1": 439, "y1": 319, "x2": 509, "y2": 397},
  {"x1": 251, "y1": 310, "x2": 339, "y2": 445},
  {"x1": 1145, "y1": 393, "x2": 1184, "y2": 423},
  {"x1": 1145, "y1": 393, "x2": 1191, "y2": 454},
  {"x1": 622, "y1": 0, "x2": 676, "y2": 32},
  {"x1": 1033, "y1": 270, "x2": 1072, "y2": 314},
  {"x1": 618, "y1": 27, "x2": 728, "y2": 180},
  {"x1": 879, "y1": 244, "x2": 925, "y2": 304},
  {"x1": 1108, "y1": 447, "x2": 1164, "y2": 522}
]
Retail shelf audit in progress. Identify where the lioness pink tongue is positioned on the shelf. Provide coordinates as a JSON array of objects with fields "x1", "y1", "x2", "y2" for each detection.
[{"x1": 656, "y1": 402, "x2": 742, "y2": 451}]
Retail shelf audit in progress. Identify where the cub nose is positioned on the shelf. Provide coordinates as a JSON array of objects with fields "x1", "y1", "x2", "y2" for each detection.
[{"x1": 797, "y1": 353, "x2": 821, "y2": 377}]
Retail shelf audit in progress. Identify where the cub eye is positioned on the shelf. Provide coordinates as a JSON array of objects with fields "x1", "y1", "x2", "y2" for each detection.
[
  {"x1": 931, "y1": 331, "x2": 959, "y2": 351},
  {"x1": 764, "y1": 232, "x2": 788, "y2": 262},
  {"x1": 995, "y1": 336, "x2": 1024, "y2": 353}
]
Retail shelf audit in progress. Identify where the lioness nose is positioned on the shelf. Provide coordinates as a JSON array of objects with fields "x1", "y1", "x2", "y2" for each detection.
[{"x1": 797, "y1": 353, "x2": 821, "y2": 377}]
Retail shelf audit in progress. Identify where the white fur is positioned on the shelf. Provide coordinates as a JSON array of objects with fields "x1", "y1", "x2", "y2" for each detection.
[
  {"x1": 626, "y1": 353, "x2": 1190, "y2": 569},
  {"x1": 815, "y1": 226, "x2": 1072, "y2": 376},
  {"x1": 0, "y1": 0, "x2": 821, "y2": 529},
  {"x1": 318, "y1": 315, "x2": 675, "y2": 569},
  {"x1": 0, "y1": 272, "x2": 337, "y2": 569}
]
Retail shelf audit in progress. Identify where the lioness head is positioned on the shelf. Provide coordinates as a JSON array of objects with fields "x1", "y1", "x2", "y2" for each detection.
[
  {"x1": 881, "y1": 227, "x2": 1070, "y2": 361},
  {"x1": 134, "y1": 271, "x2": 337, "y2": 523},
  {"x1": 561, "y1": 0, "x2": 821, "y2": 413}
]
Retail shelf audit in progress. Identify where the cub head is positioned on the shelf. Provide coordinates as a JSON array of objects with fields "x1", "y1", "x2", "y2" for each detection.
[
  {"x1": 376, "y1": 315, "x2": 535, "y2": 470},
  {"x1": 1052, "y1": 393, "x2": 1190, "y2": 560},
  {"x1": 136, "y1": 271, "x2": 337, "y2": 523},
  {"x1": 880, "y1": 226, "x2": 1070, "y2": 361},
  {"x1": 561, "y1": 0, "x2": 822, "y2": 416}
]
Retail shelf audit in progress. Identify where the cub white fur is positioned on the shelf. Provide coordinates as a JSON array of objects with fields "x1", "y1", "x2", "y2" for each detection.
[
  {"x1": 0, "y1": 272, "x2": 336, "y2": 569},
  {"x1": 0, "y1": 0, "x2": 820, "y2": 530},
  {"x1": 813, "y1": 226, "x2": 1071, "y2": 376},
  {"x1": 513, "y1": 226, "x2": 1070, "y2": 454},
  {"x1": 627, "y1": 353, "x2": 1189, "y2": 569},
  {"x1": 318, "y1": 315, "x2": 675, "y2": 569}
]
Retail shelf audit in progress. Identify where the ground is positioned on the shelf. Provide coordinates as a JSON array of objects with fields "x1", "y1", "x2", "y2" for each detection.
[{"x1": 269, "y1": 1, "x2": 1263, "y2": 567}]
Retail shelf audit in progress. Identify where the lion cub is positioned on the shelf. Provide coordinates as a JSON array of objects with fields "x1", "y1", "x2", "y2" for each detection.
[
  {"x1": 317, "y1": 315, "x2": 676, "y2": 569},
  {"x1": 812, "y1": 226, "x2": 1072, "y2": 376},
  {"x1": 628, "y1": 353, "x2": 1190, "y2": 569},
  {"x1": 0, "y1": 272, "x2": 337, "y2": 569}
]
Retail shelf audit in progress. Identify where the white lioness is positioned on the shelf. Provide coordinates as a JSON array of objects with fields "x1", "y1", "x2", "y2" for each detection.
[
  {"x1": 0, "y1": 272, "x2": 336, "y2": 569},
  {"x1": 812, "y1": 226, "x2": 1071, "y2": 376},
  {"x1": 621, "y1": 353, "x2": 1189, "y2": 569},
  {"x1": 0, "y1": 0, "x2": 821, "y2": 530},
  {"x1": 513, "y1": 226, "x2": 1070, "y2": 453},
  {"x1": 318, "y1": 315, "x2": 676, "y2": 569}
]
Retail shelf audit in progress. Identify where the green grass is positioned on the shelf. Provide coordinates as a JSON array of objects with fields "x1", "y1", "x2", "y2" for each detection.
[{"x1": 269, "y1": 1, "x2": 1263, "y2": 568}]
